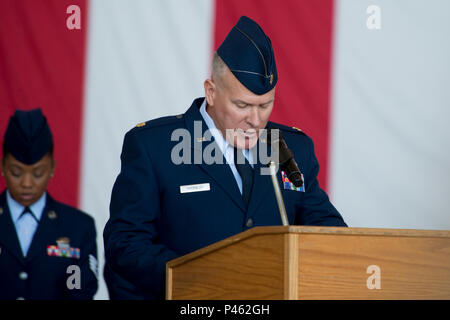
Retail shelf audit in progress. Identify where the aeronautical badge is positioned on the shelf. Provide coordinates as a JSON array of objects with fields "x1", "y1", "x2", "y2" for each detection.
[
  {"x1": 47, "y1": 237, "x2": 80, "y2": 259},
  {"x1": 281, "y1": 170, "x2": 305, "y2": 192}
]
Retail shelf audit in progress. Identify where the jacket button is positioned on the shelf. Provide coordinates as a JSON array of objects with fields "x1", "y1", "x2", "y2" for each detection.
[
  {"x1": 19, "y1": 272, "x2": 28, "y2": 280},
  {"x1": 246, "y1": 218, "x2": 253, "y2": 228}
]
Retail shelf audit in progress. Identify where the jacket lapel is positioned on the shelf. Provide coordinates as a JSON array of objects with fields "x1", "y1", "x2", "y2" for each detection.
[
  {"x1": 26, "y1": 194, "x2": 59, "y2": 263},
  {"x1": 0, "y1": 191, "x2": 25, "y2": 264},
  {"x1": 184, "y1": 99, "x2": 246, "y2": 212},
  {"x1": 197, "y1": 156, "x2": 246, "y2": 212}
]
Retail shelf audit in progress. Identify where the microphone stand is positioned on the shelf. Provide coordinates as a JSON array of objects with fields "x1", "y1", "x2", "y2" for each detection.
[{"x1": 269, "y1": 161, "x2": 289, "y2": 226}]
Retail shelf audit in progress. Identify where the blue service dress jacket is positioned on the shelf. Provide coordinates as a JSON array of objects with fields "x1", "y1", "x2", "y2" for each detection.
[
  {"x1": 0, "y1": 191, "x2": 98, "y2": 300},
  {"x1": 104, "y1": 97, "x2": 347, "y2": 299}
]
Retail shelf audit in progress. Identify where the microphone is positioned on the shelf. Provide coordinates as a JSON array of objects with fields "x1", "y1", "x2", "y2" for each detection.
[{"x1": 267, "y1": 129, "x2": 304, "y2": 188}]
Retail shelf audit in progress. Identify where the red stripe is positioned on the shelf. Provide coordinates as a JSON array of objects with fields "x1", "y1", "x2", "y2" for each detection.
[
  {"x1": 0, "y1": 0, "x2": 87, "y2": 207},
  {"x1": 214, "y1": 0, "x2": 334, "y2": 190}
]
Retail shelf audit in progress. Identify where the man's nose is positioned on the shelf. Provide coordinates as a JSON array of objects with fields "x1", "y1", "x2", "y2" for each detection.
[{"x1": 247, "y1": 106, "x2": 262, "y2": 127}]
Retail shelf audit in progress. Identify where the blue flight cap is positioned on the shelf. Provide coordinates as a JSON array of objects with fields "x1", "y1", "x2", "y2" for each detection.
[
  {"x1": 217, "y1": 16, "x2": 278, "y2": 95},
  {"x1": 3, "y1": 108, "x2": 53, "y2": 165}
]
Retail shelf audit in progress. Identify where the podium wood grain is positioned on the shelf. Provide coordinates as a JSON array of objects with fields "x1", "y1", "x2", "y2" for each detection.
[{"x1": 166, "y1": 226, "x2": 450, "y2": 300}]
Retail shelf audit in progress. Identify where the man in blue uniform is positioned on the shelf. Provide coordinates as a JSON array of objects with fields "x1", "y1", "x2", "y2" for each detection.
[
  {"x1": 104, "y1": 16, "x2": 346, "y2": 300},
  {"x1": 0, "y1": 109, "x2": 98, "y2": 300}
]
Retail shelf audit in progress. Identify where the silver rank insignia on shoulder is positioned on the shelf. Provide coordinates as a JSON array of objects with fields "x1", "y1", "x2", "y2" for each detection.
[{"x1": 292, "y1": 127, "x2": 302, "y2": 132}]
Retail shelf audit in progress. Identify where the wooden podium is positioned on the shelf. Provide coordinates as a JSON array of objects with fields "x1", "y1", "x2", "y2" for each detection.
[{"x1": 166, "y1": 226, "x2": 450, "y2": 300}]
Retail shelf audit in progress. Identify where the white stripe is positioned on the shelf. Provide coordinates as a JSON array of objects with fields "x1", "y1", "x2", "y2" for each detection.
[
  {"x1": 330, "y1": 0, "x2": 450, "y2": 230},
  {"x1": 89, "y1": 254, "x2": 98, "y2": 280},
  {"x1": 80, "y1": 0, "x2": 214, "y2": 299}
]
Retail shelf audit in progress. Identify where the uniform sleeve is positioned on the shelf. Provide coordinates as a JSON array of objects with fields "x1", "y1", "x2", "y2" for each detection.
[
  {"x1": 295, "y1": 136, "x2": 347, "y2": 227},
  {"x1": 66, "y1": 217, "x2": 98, "y2": 299},
  {"x1": 103, "y1": 130, "x2": 179, "y2": 299}
]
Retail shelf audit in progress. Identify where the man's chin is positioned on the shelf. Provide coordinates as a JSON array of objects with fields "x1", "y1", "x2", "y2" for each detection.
[{"x1": 235, "y1": 136, "x2": 258, "y2": 150}]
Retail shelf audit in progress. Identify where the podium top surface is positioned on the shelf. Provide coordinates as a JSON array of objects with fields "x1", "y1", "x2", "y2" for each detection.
[{"x1": 167, "y1": 225, "x2": 450, "y2": 268}]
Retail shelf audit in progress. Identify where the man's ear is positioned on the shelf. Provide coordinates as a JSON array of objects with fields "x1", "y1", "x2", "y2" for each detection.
[{"x1": 204, "y1": 79, "x2": 216, "y2": 107}]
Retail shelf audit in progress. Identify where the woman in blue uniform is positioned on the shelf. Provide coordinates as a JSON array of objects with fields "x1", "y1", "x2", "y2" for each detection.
[{"x1": 0, "y1": 108, "x2": 98, "y2": 300}]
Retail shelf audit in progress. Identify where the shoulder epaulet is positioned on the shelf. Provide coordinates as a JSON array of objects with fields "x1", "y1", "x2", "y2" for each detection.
[
  {"x1": 267, "y1": 121, "x2": 305, "y2": 135},
  {"x1": 133, "y1": 114, "x2": 184, "y2": 131}
]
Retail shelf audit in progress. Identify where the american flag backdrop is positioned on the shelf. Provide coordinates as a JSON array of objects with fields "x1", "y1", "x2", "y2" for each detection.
[{"x1": 1, "y1": 0, "x2": 449, "y2": 299}]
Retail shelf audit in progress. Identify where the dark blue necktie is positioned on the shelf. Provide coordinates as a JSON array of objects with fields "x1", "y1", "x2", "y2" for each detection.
[
  {"x1": 20, "y1": 207, "x2": 39, "y2": 223},
  {"x1": 234, "y1": 148, "x2": 254, "y2": 209}
]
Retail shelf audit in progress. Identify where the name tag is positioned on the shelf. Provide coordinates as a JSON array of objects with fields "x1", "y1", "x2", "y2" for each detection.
[{"x1": 180, "y1": 183, "x2": 210, "y2": 194}]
